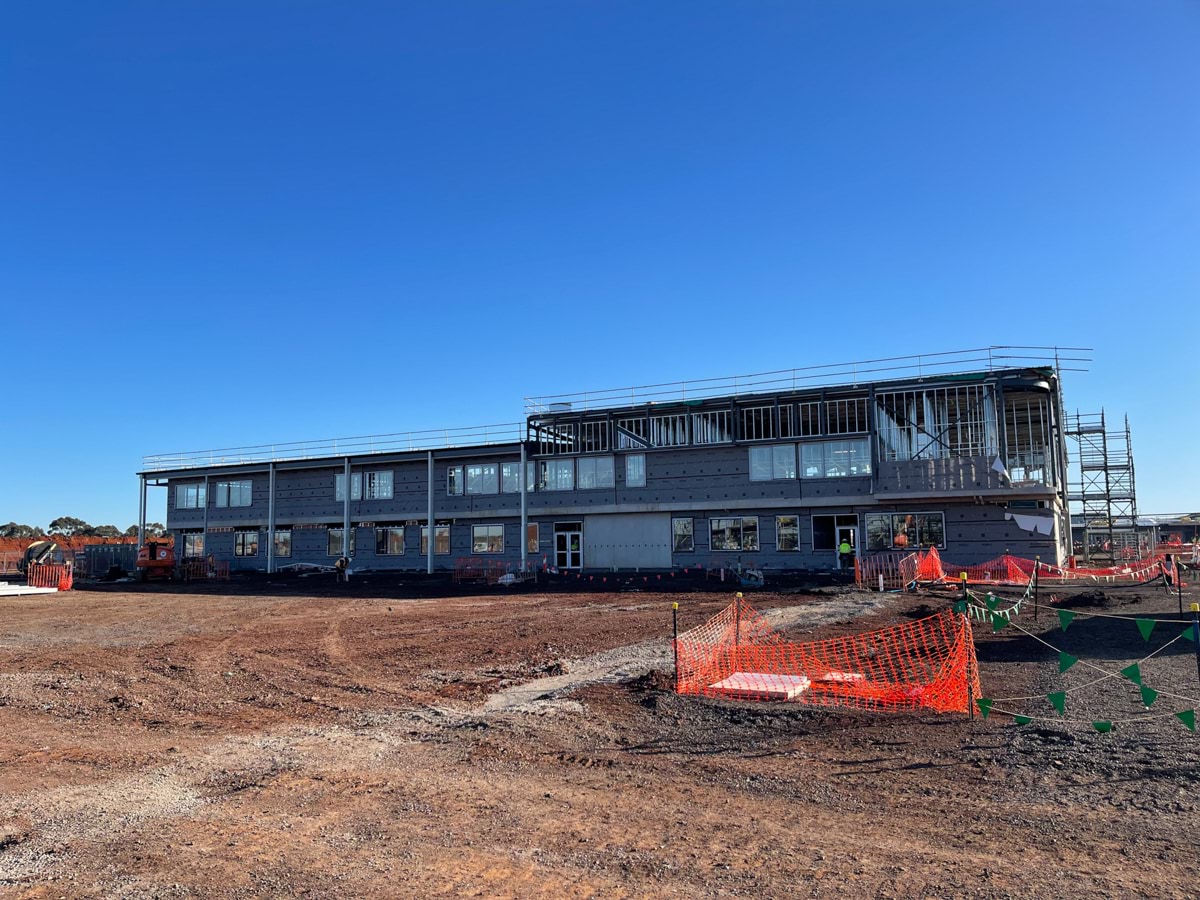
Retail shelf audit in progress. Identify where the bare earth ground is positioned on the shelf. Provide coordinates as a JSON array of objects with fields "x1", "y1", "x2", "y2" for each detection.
[{"x1": 2, "y1": 578, "x2": 1199, "y2": 898}]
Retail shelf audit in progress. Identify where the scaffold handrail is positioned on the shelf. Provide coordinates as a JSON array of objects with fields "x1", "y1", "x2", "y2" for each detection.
[
  {"x1": 142, "y1": 422, "x2": 526, "y2": 472},
  {"x1": 524, "y1": 345, "x2": 1091, "y2": 415}
]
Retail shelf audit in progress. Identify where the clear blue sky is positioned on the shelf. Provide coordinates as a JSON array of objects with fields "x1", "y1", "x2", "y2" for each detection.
[{"x1": 2, "y1": 1, "x2": 1197, "y2": 529}]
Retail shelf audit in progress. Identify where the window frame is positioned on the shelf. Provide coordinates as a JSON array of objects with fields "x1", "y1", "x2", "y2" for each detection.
[
  {"x1": 471, "y1": 524, "x2": 505, "y2": 554},
  {"x1": 776, "y1": 515, "x2": 800, "y2": 551},
  {"x1": 577, "y1": 455, "x2": 615, "y2": 490},
  {"x1": 215, "y1": 480, "x2": 253, "y2": 508},
  {"x1": 868, "y1": 511, "x2": 947, "y2": 550},
  {"x1": 539, "y1": 459, "x2": 575, "y2": 492},
  {"x1": 466, "y1": 463, "x2": 499, "y2": 495},
  {"x1": 709, "y1": 516, "x2": 759, "y2": 552},
  {"x1": 749, "y1": 444, "x2": 797, "y2": 481},
  {"x1": 625, "y1": 453, "x2": 646, "y2": 488},
  {"x1": 672, "y1": 517, "x2": 694, "y2": 553},
  {"x1": 365, "y1": 470, "x2": 394, "y2": 500},
  {"x1": 526, "y1": 522, "x2": 539, "y2": 554},
  {"x1": 182, "y1": 532, "x2": 205, "y2": 557},
  {"x1": 327, "y1": 526, "x2": 357, "y2": 557},
  {"x1": 175, "y1": 484, "x2": 207, "y2": 510},
  {"x1": 811, "y1": 514, "x2": 859, "y2": 552},
  {"x1": 375, "y1": 525, "x2": 405, "y2": 555},
  {"x1": 447, "y1": 466, "x2": 464, "y2": 496},
  {"x1": 421, "y1": 524, "x2": 452, "y2": 556},
  {"x1": 273, "y1": 528, "x2": 292, "y2": 558},
  {"x1": 335, "y1": 472, "x2": 363, "y2": 502},
  {"x1": 234, "y1": 529, "x2": 259, "y2": 557}
]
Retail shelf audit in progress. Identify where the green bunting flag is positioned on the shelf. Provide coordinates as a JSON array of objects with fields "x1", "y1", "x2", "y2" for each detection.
[
  {"x1": 1048, "y1": 691, "x2": 1067, "y2": 715},
  {"x1": 1177, "y1": 710, "x2": 1196, "y2": 732},
  {"x1": 976, "y1": 698, "x2": 993, "y2": 718},
  {"x1": 1140, "y1": 685, "x2": 1159, "y2": 708},
  {"x1": 1058, "y1": 609, "x2": 1076, "y2": 632},
  {"x1": 1092, "y1": 721, "x2": 1114, "y2": 734},
  {"x1": 1135, "y1": 618, "x2": 1156, "y2": 642},
  {"x1": 953, "y1": 600, "x2": 967, "y2": 614},
  {"x1": 991, "y1": 612, "x2": 1008, "y2": 633},
  {"x1": 1013, "y1": 715, "x2": 1032, "y2": 726},
  {"x1": 986, "y1": 594, "x2": 999, "y2": 611},
  {"x1": 1120, "y1": 663, "x2": 1142, "y2": 686},
  {"x1": 1058, "y1": 652, "x2": 1078, "y2": 674},
  {"x1": 1182, "y1": 625, "x2": 1196, "y2": 643}
]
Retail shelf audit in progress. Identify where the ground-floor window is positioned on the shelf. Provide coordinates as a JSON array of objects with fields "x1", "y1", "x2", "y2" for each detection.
[
  {"x1": 421, "y1": 524, "x2": 451, "y2": 555},
  {"x1": 472, "y1": 524, "x2": 504, "y2": 554},
  {"x1": 182, "y1": 532, "x2": 205, "y2": 558},
  {"x1": 672, "y1": 518, "x2": 694, "y2": 552},
  {"x1": 274, "y1": 529, "x2": 292, "y2": 558},
  {"x1": 776, "y1": 515, "x2": 799, "y2": 551},
  {"x1": 327, "y1": 527, "x2": 356, "y2": 556},
  {"x1": 375, "y1": 526, "x2": 405, "y2": 555},
  {"x1": 812, "y1": 514, "x2": 859, "y2": 551},
  {"x1": 234, "y1": 530, "x2": 258, "y2": 557},
  {"x1": 526, "y1": 523, "x2": 539, "y2": 554},
  {"x1": 710, "y1": 517, "x2": 759, "y2": 552},
  {"x1": 865, "y1": 512, "x2": 946, "y2": 550}
]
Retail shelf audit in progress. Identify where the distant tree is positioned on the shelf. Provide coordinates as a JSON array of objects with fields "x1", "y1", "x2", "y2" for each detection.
[
  {"x1": 0, "y1": 522, "x2": 40, "y2": 538},
  {"x1": 47, "y1": 516, "x2": 91, "y2": 537},
  {"x1": 92, "y1": 525, "x2": 122, "y2": 538},
  {"x1": 125, "y1": 523, "x2": 167, "y2": 538}
]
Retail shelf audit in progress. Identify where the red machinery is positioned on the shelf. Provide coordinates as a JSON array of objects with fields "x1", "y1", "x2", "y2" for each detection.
[{"x1": 136, "y1": 541, "x2": 176, "y2": 581}]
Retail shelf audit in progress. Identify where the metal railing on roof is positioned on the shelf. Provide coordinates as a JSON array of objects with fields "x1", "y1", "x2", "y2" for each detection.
[
  {"x1": 142, "y1": 422, "x2": 525, "y2": 473},
  {"x1": 523, "y1": 346, "x2": 1091, "y2": 416}
]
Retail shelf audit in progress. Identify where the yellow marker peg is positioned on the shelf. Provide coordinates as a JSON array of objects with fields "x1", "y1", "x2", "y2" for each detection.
[{"x1": 672, "y1": 602, "x2": 678, "y2": 610}]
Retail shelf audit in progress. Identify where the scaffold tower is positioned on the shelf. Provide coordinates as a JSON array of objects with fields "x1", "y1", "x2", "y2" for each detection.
[{"x1": 1066, "y1": 409, "x2": 1139, "y2": 564}]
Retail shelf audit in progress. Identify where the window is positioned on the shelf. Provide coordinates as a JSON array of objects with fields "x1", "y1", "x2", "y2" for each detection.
[
  {"x1": 234, "y1": 530, "x2": 259, "y2": 557},
  {"x1": 215, "y1": 480, "x2": 253, "y2": 508},
  {"x1": 447, "y1": 466, "x2": 463, "y2": 496},
  {"x1": 335, "y1": 473, "x2": 362, "y2": 502},
  {"x1": 776, "y1": 516, "x2": 799, "y2": 551},
  {"x1": 274, "y1": 529, "x2": 292, "y2": 558},
  {"x1": 175, "y1": 484, "x2": 206, "y2": 510},
  {"x1": 826, "y1": 397, "x2": 869, "y2": 435},
  {"x1": 577, "y1": 456, "x2": 615, "y2": 490},
  {"x1": 749, "y1": 444, "x2": 796, "y2": 481},
  {"x1": 812, "y1": 514, "x2": 859, "y2": 551},
  {"x1": 691, "y1": 409, "x2": 733, "y2": 444},
  {"x1": 420, "y1": 524, "x2": 451, "y2": 555},
  {"x1": 527, "y1": 523, "x2": 539, "y2": 554},
  {"x1": 327, "y1": 527, "x2": 356, "y2": 556},
  {"x1": 625, "y1": 454, "x2": 646, "y2": 488},
  {"x1": 501, "y1": 462, "x2": 522, "y2": 493},
  {"x1": 580, "y1": 420, "x2": 610, "y2": 453},
  {"x1": 798, "y1": 439, "x2": 871, "y2": 477},
  {"x1": 865, "y1": 512, "x2": 946, "y2": 550},
  {"x1": 539, "y1": 459, "x2": 574, "y2": 491},
  {"x1": 375, "y1": 526, "x2": 405, "y2": 555},
  {"x1": 739, "y1": 406, "x2": 776, "y2": 441},
  {"x1": 365, "y1": 470, "x2": 393, "y2": 500},
  {"x1": 672, "y1": 518, "x2": 694, "y2": 553},
  {"x1": 466, "y1": 463, "x2": 499, "y2": 495},
  {"x1": 472, "y1": 524, "x2": 504, "y2": 554},
  {"x1": 710, "y1": 517, "x2": 759, "y2": 552},
  {"x1": 182, "y1": 532, "x2": 205, "y2": 557}
]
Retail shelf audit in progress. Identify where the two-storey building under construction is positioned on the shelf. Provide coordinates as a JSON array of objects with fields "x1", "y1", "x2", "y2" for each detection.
[{"x1": 138, "y1": 348, "x2": 1084, "y2": 576}]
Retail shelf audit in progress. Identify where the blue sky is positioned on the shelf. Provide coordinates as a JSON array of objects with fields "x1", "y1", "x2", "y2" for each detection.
[{"x1": 1, "y1": 1, "x2": 1197, "y2": 528}]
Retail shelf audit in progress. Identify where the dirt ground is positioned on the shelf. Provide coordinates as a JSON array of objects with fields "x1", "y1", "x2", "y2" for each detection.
[{"x1": 2, "y1": 576, "x2": 1199, "y2": 898}]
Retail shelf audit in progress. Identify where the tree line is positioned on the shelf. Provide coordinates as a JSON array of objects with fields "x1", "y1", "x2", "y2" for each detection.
[{"x1": 0, "y1": 519, "x2": 167, "y2": 539}]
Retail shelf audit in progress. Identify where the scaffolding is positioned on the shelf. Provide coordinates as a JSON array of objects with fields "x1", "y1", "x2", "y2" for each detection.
[{"x1": 1067, "y1": 410, "x2": 1141, "y2": 564}]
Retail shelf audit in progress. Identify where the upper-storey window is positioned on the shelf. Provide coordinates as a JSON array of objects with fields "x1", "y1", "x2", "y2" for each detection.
[
  {"x1": 215, "y1": 480, "x2": 253, "y2": 508},
  {"x1": 826, "y1": 397, "x2": 869, "y2": 435},
  {"x1": 876, "y1": 385, "x2": 998, "y2": 461},
  {"x1": 749, "y1": 445, "x2": 796, "y2": 481},
  {"x1": 447, "y1": 466, "x2": 464, "y2": 496},
  {"x1": 466, "y1": 463, "x2": 499, "y2": 495},
  {"x1": 335, "y1": 473, "x2": 362, "y2": 502},
  {"x1": 625, "y1": 453, "x2": 646, "y2": 488},
  {"x1": 539, "y1": 459, "x2": 574, "y2": 491},
  {"x1": 691, "y1": 409, "x2": 733, "y2": 444},
  {"x1": 577, "y1": 456, "x2": 614, "y2": 489},
  {"x1": 365, "y1": 470, "x2": 393, "y2": 500},
  {"x1": 799, "y1": 439, "x2": 871, "y2": 477},
  {"x1": 739, "y1": 406, "x2": 776, "y2": 441},
  {"x1": 175, "y1": 483, "x2": 206, "y2": 510}
]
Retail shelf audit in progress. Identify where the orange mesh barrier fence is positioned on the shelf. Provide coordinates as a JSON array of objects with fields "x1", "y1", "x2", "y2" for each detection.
[
  {"x1": 862, "y1": 547, "x2": 1170, "y2": 588},
  {"x1": 27, "y1": 563, "x2": 72, "y2": 590},
  {"x1": 674, "y1": 597, "x2": 979, "y2": 714}
]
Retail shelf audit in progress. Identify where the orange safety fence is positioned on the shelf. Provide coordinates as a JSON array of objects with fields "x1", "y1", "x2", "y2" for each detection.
[
  {"x1": 858, "y1": 546, "x2": 1175, "y2": 589},
  {"x1": 27, "y1": 563, "x2": 73, "y2": 590},
  {"x1": 180, "y1": 559, "x2": 230, "y2": 581},
  {"x1": 674, "y1": 596, "x2": 979, "y2": 714},
  {"x1": 453, "y1": 557, "x2": 488, "y2": 583}
]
